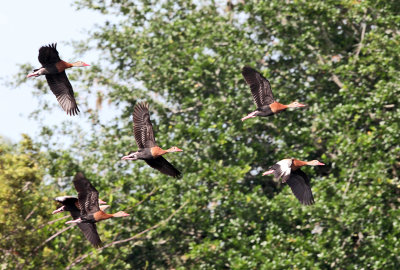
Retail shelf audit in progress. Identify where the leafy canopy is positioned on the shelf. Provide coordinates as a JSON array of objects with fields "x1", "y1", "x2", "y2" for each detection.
[{"x1": 5, "y1": 0, "x2": 400, "y2": 269}]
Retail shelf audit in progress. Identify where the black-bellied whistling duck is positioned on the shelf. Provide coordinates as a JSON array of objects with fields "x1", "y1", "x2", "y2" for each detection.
[
  {"x1": 65, "y1": 173, "x2": 129, "y2": 242},
  {"x1": 262, "y1": 159, "x2": 325, "y2": 205},
  {"x1": 52, "y1": 196, "x2": 109, "y2": 247},
  {"x1": 52, "y1": 196, "x2": 108, "y2": 215},
  {"x1": 121, "y1": 102, "x2": 183, "y2": 178},
  {"x1": 241, "y1": 66, "x2": 306, "y2": 121},
  {"x1": 26, "y1": 43, "x2": 90, "y2": 116}
]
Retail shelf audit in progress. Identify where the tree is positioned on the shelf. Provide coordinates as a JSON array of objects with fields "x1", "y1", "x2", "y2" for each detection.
[
  {"x1": 9, "y1": 0, "x2": 400, "y2": 269},
  {"x1": 0, "y1": 135, "x2": 55, "y2": 269}
]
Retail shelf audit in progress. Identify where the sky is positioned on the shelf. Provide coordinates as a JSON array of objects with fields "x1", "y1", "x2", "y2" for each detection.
[{"x1": 0, "y1": 0, "x2": 112, "y2": 142}]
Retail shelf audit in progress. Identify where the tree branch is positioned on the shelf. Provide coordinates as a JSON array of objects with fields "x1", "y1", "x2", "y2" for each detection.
[
  {"x1": 170, "y1": 101, "x2": 203, "y2": 115},
  {"x1": 331, "y1": 74, "x2": 344, "y2": 89},
  {"x1": 15, "y1": 224, "x2": 75, "y2": 270},
  {"x1": 134, "y1": 186, "x2": 158, "y2": 207},
  {"x1": 354, "y1": 22, "x2": 366, "y2": 59},
  {"x1": 344, "y1": 159, "x2": 360, "y2": 195},
  {"x1": 2, "y1": 215, "x2": 70, "y2": 243},
  {"x1": 126, "y1": 186, "x2": 158, "y2": 212},
  {"x1": 24, "y1": 208, "x2": 36, "y2": 221},
  {"x1": 66, "y1": 201, "x2": 189, "y2": 269},
  {"x1": 36, "y1": 215, "x2": 70, "y2": 231},
  {"x1": 33, "y1": 224, "x2": 75, "y2": 253},
  {"x1": 320, "y1": 26, "x2": 335, "y2": 49},
  {"x1": 306, "y1": 44, "x2": 344, "y2": 88}
]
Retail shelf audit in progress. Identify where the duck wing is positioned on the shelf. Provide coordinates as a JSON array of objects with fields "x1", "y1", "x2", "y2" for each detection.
[
  {"x1": 242, "y1": 66, "x2": 275, "y2": 107},
  {"x1": 133, "y1": 102, "x2": 156, "y2": 148},
  {"x1": 70, "y1": 207, "x2": 103, "y2": 247},
  {"x1": 73, "y1": 172, "x2": 100, "y2": 216},
  {"x1": 77, "y1": 223, "x2": 102, "y2": 248},
  {"x1": 45, "y1": 71, "x2": 80, "y2": 116},
  {"x1": 57, "y1": 194, "x2": 103, "y2": 247},
  {"x1": 38, "y1": 43, "x2": 61, "y2": 66},
  {"x1": 286, "y1": 169, "x2": 315, "y2": 205},
  {"x1": 145, "y1": 156, "x2": 181, "y2": 178},
  {"x1": 270, "y1": 159, "x2": 292, "y2": 183},
  {"x1": 54, "y1": 195, "x2": 78, "y2": 205}
]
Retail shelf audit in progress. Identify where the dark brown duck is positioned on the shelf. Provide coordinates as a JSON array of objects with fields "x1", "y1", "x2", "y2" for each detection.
[
  {"x1": 64, "y1": 173, "x2": 129, "y2": 247},
  {"x1": 52, "y1": 196, "x2": 108, "y2": 248},
  {"x1": 26, "y1": 43, "x2": 90, "y2": 116},
  {"x1": 241, "y1": 66, "x2": 306, "y2": 121},
  {"x1": 121, "y1": 102, "x2": 183, "y2": 178},
  {"x1": 263, "y1": 159, "x2": 325, "y2": 205}
]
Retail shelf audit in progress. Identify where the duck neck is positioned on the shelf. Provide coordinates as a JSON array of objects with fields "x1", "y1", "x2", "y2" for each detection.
[
  {"x1": 270, "y1": 102, "x2": 288, "y2": 113},
  {"x1": 151, "y1": 146, "x2": 167, "y2": 157},
  {"x1": 291, "y1": 159, "x2": 308, "y2": 170},
  {"x1": 55, "y1": 61, "x2": 73, "y2": 72},
  {"x1": 93, "y1": 210, "x2": 113, "y2": 222}
]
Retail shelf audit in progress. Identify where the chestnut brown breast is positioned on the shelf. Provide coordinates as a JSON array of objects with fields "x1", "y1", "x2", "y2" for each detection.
[
  {"x1": 291, "y1": 159, "x2": 307, "y2": 171},
  {"x1": 93, "y1": 211, "x2": 112, "y2": 222},
  {"x1": 151, "y1": 146, "x2": 167, "y2": 157},
  {"x1": 269, "y1": 102, "x2": 288, "y2": 113},
  {"x1": 55, "y1": 61, "x2": 73, "y2": 72}
]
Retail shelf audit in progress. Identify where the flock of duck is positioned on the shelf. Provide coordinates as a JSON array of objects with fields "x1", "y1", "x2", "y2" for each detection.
[{"x1": 27, "y1": 43, "x2": 325, "y2": 247}]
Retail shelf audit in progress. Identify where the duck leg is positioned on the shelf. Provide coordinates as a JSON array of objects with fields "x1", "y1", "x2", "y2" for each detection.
[
  {"x1": 52, "y1": 205, "x2": 65, "y2": 214},
  {"x1": 121, "y1": 152, "x2": 139, "y2": 161},
  {"x1": 262, "y1": 170, "x2": 274, "y2": 176},
  {"x1": 241, "y1": 111, "x2": 257, "y2": 121},
  {"x1": 65, "y1": 218, "x2": 82, "y2": 224},
  {"x1": 26, "y1": 70, "x2": 41, "y2": 78}
]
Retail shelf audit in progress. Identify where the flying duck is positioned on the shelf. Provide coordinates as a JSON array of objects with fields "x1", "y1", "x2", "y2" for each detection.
[
  {"x1": 262, "y1": 159, "x2": 325, "y2": 205},
  {"x1": 241, "y1": 66, "x2": 305, "y2": 121},
  {"x1": 65, "y1": 173, "x2": 130, "y2": 246},
  {"x1": 121, "y1": 102, "x2": 183, "y2": 178},
  {"x1": 26, "y1": 43, "x2": 90, "y2": 115},
  {"x1": 52, "y1": 196, "x2": 109, "y2": 247}
]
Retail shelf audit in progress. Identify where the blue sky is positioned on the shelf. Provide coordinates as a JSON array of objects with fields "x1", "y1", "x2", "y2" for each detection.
[{"x1": 0, "y1": 0, "x2": 111, "y2": 142}]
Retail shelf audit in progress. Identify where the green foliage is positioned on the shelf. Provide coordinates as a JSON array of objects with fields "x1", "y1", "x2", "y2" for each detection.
[
  {"x1": 0, "y1": 135, "x2": 53, "y2": 269},
  {"x1": 6, "y1": 0, "x2": 400, "y2": 269}
]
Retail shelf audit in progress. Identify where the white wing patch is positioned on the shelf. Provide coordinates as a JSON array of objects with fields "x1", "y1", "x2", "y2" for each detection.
[
  {"x1": 55, "y1": 195, "x2": 76, "y2": 202},
  {"x1": 275, "y1": 159, "x2": 292, "y2": 183}
]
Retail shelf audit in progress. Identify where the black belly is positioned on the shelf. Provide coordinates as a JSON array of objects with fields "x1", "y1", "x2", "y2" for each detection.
[
  {"x1": 256, "y1": 105, "x2": 274, "y2": 117},
  {"x1": 44, "y1": 64, "x2": 59, "y2": 74},
  {"x1": 81, "y1": 214, "x2": 96, "y2": 223},
  {"x1": 136, "y1": 148, "x2": 154, "y2": 160}
]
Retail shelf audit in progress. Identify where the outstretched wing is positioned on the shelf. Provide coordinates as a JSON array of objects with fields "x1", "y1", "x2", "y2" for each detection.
[
  {"x1": 286, "y1": 169, "x2": 314, "y2": 205},
  {"x1": 70, "y1": 208, "x2": 102, "y2": 247},
  {"x1": 73, "y1": 172, "x2": 100, "y2": 216},
  {"x1": 45, "y1": 72, "x2": 80, "y2": 116},
  {"x1": 77, "y1": 223, "x2": 103, "y2": 248},
  {"x1": 145, "y1": 156, "x2": 181, "y2": 178},
  {"x1": 133, "y1": 102, "x2": 156, "y2": 148},
  {"x1": 54, "y1": 195, "x2": 77, "y2": 205},
  {"x1": 270, "y1": 159, "x2": 292, "y2": 183},
  {"x1": 58, "y1": 195, "x2": 102, "y2": 247},
  {"x1": 242, "y1": 66, "x2": 275, "y2": 107},
  {"x1": 69, "y1": 206, "x2": 82, "y2": 220},
  {"x1": 38, "y1": 43, "x2": 61, "y2": 66}
]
